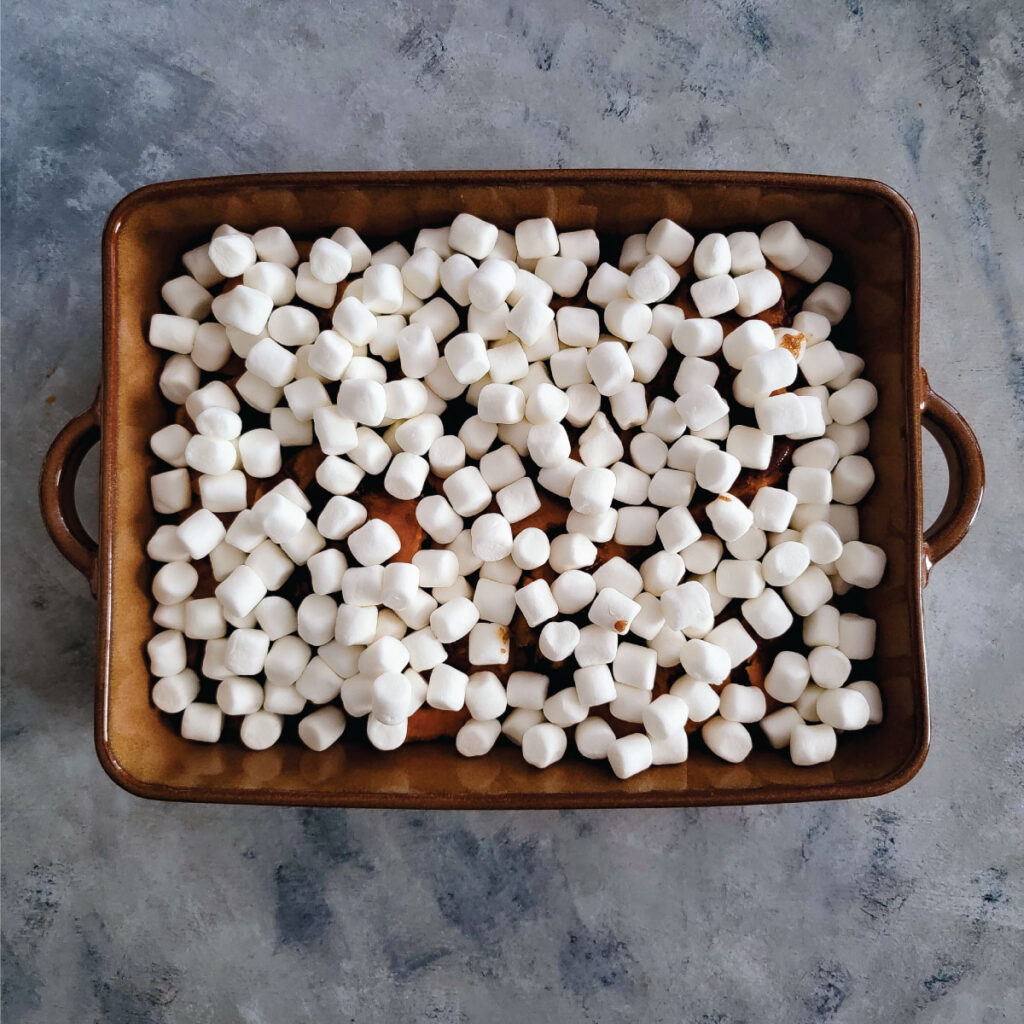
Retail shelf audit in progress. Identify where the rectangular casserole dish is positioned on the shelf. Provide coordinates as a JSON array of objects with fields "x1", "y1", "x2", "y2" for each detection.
[{"x1": 41, "y1": 170, "x2": 984, "y2": 807}]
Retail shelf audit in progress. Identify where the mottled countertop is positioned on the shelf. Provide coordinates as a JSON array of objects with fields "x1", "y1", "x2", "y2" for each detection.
[{"x1": 2, "y1": 1, "x2": 1022, "y2": 1020}]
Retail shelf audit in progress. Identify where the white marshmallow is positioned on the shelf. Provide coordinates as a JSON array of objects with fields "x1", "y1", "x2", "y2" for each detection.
[
  {"x1": 430, "y1": 596, "x2": 480, "y2": 644},
  {"x1": 701, "y1": 717, "x2": 753, "y2": 763},
  {"x1": 448, "y1": 213, "x2": 498, "y2": 260},
  {"x1": 608, "y1": 682, "x2": 652, "y2": 723},
  {"x1": 297, "y1": 705, "x2": 347, "y2": 751},
  {"x1": 719, "y1": 683, "x2": 767, "y2": 724},
  {"x1": 263, "y1": 635, "x2": 311, "y2": 686},
  {"x1": 522, "y1": 722, "x2": 567, "y2": 769},
  {"x1": 347, "y1": 518, "x2": 401, "y2": 567},
  {"x1": 604, "y1": 298, "x2": 654, "y2": 343},
  {"x1": 515, "y1": 578, "x2": 559, "y2": 627},
  {"x1": 646, "y1": 218, "x2": 694, "y2": 265},
  {"x1": 463, "y1": 670, "x2": 507, "y2": 720},
  {"x1": 803, "y1": 282, "x2": 851, "y2": 324},
  {"x1": 672, "y1": 318, "x2": 724, "y2": 359},
  {"x1": 680, "y1": 638, "x2": 731, "y2": 684},
  {"x1": 557, "y1": 305, "x2": 601, "y2": 349},
  {"x1": 543, "y1": 687, "x2": 589, "y2": 727},
  {"x1": 316, "y1": 495, "x2": 366, "y2": 540},
  {"x1": 586, "y1": 341, "x2": 635, "y2": 396},
  {"x1": 565, "y1": 383, "x2": 603, "y2": 428},
  {"x1": 267, "y1": 304, "x2": 319, "y2": 347},
  {"x1": 184, "y1": 597, "x2": 227, "y2": 640},
  {"x1": 455, "y1": 718, "x2": 501, "y2": 757},
  {"x1": 367, "y1": 715, "x2": 407, "y2": 751},
  {"x1": 468, "y1": 259, "x2": 517, "y2": 313},
  {"x1": 608, "y1": 733, "x2": 654, "y2": 779},
  {"x1": 762, "y1": 540, "x2": 812, "y2": 588},
  {"x1": 690, "y1": 274, "x2": 739, "y2": 318},
  {"x1": 619, "y1": 233, "x2": 648, "y2": 271},
  {"x1": 667, "y1": 676, "x2": 717, "y2": 723},
  {"x1": 174, "y1": 508, "x2": 225, "y2": 561},
  {"x1": 758, "y1": 220, "x2": 809, "y2": 271},
  {"x1": 838, "y1": 614, "x2": 876, "y2": 661},
  {"x1": 152, "y1": 669, "x2": 201, "y2": 714},
  {"x1": 782, "y1": 566, "x2": 834, "y2": 616},
  {"x1": 575, "y1": 717, "x2": 616, "y2": 759},
  {"x1": 755, "y1": 393, "x2": 807, "y2": 436},
  {"x1": 148, "y1": 630, "x2": 188, "y2": 677},
  {"x1": 534, "y1": 255, "x2": 587, "y2": 297},
  {"x1": 816, "y1": 688, "x2": 870, "y2": 731},
  {"x1": 180, "y1": 703, "x2": 224, "y2": 744},
  {"x1": 416, "y1": 495, "x2": 463, "y2": 544},
  {"x1": 675, "y1": 384, "x2": 729, "y2": 433},
  {"x1": 211, "y1": 285, "x2": 274, "y2": 336},
  {"x1": 802, "y1": 521, "x2": 845, "y2": 566},
  {"x1": 741, "y1": 588, "x2": 793, "y2": 639},
  {"x1": 558, "y1": 228, "x2": 600, "y2": 265},
  {"x1": 831, "y1": 455, "x2": 875, "y2": 505},
  {"x1": 734, "y1": 269, "x2": 782, "y2": 318},
  {"x1": 789, "y1": 722, "x2": 836, "y2": 765},
  {"x1": 332, "y1": 296, "x2": 377, "y2": 347},
  {"x1": 826, "y1": 419, "x2": 870, "y2": 457},
  {"x1": 836, "y1": 541, "x2": 887, "y2": 588},
  {"x1": 569, "y1": 466, "x2": 616, "y2": 515},
  {"x1": 477, "y1": 382, "x2": 525, "y2": 424},
  {"x1": 442, "y1": 466, "x2": 491, "y2": 517},
  {"x1": 525, "y1": 381, "x2": 570, "y2": 424},
  {"x1": 627, "y1": 254, "x2": 679, "y2": 303},
  {"x1": 182, "y1": 243, "x2": 224, "y2": 287},
  {"x1": 360, "y1": 263, "x2": 404, "y2": 315}
]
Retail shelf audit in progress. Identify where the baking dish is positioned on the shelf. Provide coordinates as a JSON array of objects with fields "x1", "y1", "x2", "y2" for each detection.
[{"x1": 40, "y1": 170, "x2": 984, "y2": 807}]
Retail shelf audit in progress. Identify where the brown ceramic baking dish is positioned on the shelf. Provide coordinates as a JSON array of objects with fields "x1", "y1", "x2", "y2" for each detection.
[{"x1": 40, "y1": 170, "x2": 984, "y2": 808}]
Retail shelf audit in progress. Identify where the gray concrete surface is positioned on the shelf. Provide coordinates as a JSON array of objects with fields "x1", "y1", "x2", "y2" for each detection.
[{"x1": 2, "y1": 1, "x2": 1022, "y2": 1021}]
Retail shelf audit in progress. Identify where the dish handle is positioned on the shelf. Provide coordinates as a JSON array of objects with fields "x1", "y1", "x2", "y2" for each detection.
[
  {"x1": 919, "y1": 369, "x2": 984, "y2": 584},
  {"x1": 39, "y1": 396, "x2": 101, "y2": 595}
]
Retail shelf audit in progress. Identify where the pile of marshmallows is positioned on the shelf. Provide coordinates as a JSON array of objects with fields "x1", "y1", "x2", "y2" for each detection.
[{"x1": 145, "y1": 211, "x2": 885, "y2": 779}]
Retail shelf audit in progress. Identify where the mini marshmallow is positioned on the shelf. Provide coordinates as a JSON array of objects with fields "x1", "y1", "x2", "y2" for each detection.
[
  {"x1": 246, "y1": 336, "x2": 298, "y2": 388},
  {"x1": 448, "y1": 213, "x2": 498, "y2": 260},
  {"x1": 608, "y1": 683, "x2": 652, "y2": 723},
  {"x1": 715, "y1": 559, "x2": 765, "y2": 600},
  {"x1": 525, "y1": 381, "x2": 570, "y2": 425},
  {"x1": 177, "y1": 508, "x2": 227, "y2": 560},
  {"x1": 569, "y1": 467, "x2": 616, "y2": 516},
  {"x1": 235, "y1": 429, "x2": 281, "y2": 479},
  {"x1": 243, "y1": 261, "x2": 297, "y2": 307},
  {"x1": 575, "y1": 717, "x2": 616, "y2": 759},
  {"x1": 148, "y1": 629, "x2": 188, "y2": 677},
  {"x1": 462, "y1": 671, "x2": 506, "y2": 721},
  {"x1": 348, "y1": 426, "x2": 391, "y2": 473},
  {"x1": 758, "y1": 220, "x2": 809, "y2": 271},
  {"x1": 152, "y1": 669, "x2": 201, "y2": 714},
  {"x1": 468, "y1": 513, "x2": 514, "y2": 563},
  {"x1": 184, "y1": 434, "x2": 236, "y2": 477},
  {"x1": 535, "y1": 255, "x2": 588, "y2": 298},
  {"x1": 444, "y1": 331, "x2": 489, "y2": 385},
  {"x1": 801, "y1": 521, "x2": 845, "y2": 566},
  {"x1": 158, "y1": 353, "x2": 200, "y2": 404},
  {"x1": 733, "y1": 269, "x2": 782, "y2": 318},
  {"x1": 825, "y1": 420, "x2": 870, "y2": 458},
  {"x1": 607, "y1": 733, "x2": 654, "y2": 779},
  {"x1": 676, "y1": 384, "x2": 729, "y2": 433},
  {"x1": 150, "y1": 467, "x2": 191, "y2": 514},
  {"x1": 316, "y1": 495, "x2": 366, "y2": 540},
  {"x1": 468, "y1": 259, "x2": 517, "y2": 312},
  {"x1": 790, "y1": 721, "x2": 836, "y2": 765},
  {"x1": 430, "y1": 596, "x2": 480, "y2": 644},
  {"x1": 692, "y1": 232, "x2": 731, "y2": 279},
  {"x1": 182, "y1": 243, "x2": 224, "y2": 287},
  {"x1": 619, "y1": 234, "x2": 647, "y2": 271},
  {"x1": 719, "y1": 683, "x2": 767, "y2": 724},
  {"x1": 557, "y1": 306, "x2": 602, "y2": 349},
  {"x1": 477, "y1": 382, "x2": 525, "y2": 424},
  {"x1": 762, "y1": 540, "x2": 811, "y2": 587},
  {"x1": 454, "y1": 718, "x2": 501, "y2": 757},
  {"x1": 672, "y1": 318, "x2": 724, "y2": 358},
  {"x1": 416, "y1": 495, "x2": 463, "y2": 544},
  {"x1": 703, "y1": 494, "x2": 752, "y2": 543},
  {"x1": 690, "y1": 274, "x2": 739, "y2": 319},
  {"x1": 565, "y1": 384, "x2": 603, "y2": 428},
  {"x1": 263, "y1": 635, "x2": 311, "y2": 686},
  {"x1": 627, "y1": 254, "x2": 678, "y2": 303},
  {"x1": 586, "y1": 341, "x2": 635, "y2": 396},
  {"x1": 782, "y1": 566, "x2": 834, "y2": 616},
  {"x1": 836, "y1": 541, "x2": 887, "y2": 588},
  {"x1": 727, "y1": 527, "x2": 767, "y2": 562},
  {"x1": 526, "y1": 422, "x2": 571, "y2": 469},
  {"x1": 367, "y1": 715, "x2": 407, "y2": 751},
  {"x1": 361, "y1": 263, "x2": 404, "y2": 314},
  {"x1": 654, "y1": 505, "x2": 700, "y2": 554},
  {"x1": 614, "y1": 505, "x2": 658, "y2": 547},
  {"x1": 180, "y1": 703, "x2": 224, "y2": 744},
  {"x1": 838, "y1": 614, "x2": 877, "y2": 661},
  {"x1": 468, "y1": 622, "x2": 511, "y2": 666},
  {"x1": 558, "y1": 228, "x2": 600, "y2": 265},
  {"x1": 816, "y1": 687, "x2": 870, "y2": 731},
  {"x1": 380, "y1": 452, "x2": 427, "y2": 501},
  {"x1": 754, "y1": 393, "x2": 806, "y2": 437},
  {"x1": 331, "y1": 296, "x2": 377, "y2": 348},
  {"x1": 514, "y1": 579, "x2": 559, "y2": 628},
  {"x1": 612, "y1": 642, "x2": 657, "y2": 691},
  {"x1": 150, "y1": 424, "x2": 192, "y2": 468},
  {"x1": 268, "y1": 304, "x2": 319, "y2": 347},
  {"x1": 790, "y1": 238, "x2": 833, "y2": 283},
  {"x1": 184, "y1": 597, "x2": 227, "y2": 640},
  {"x1": 543, "y1": 687, "x2": 589, "y2": 728},
  {"x1": 522, "y1": 723, "x2": 568, "y2": 769},
  {"x1": 297, "y1": 705, "x2": 347, "y2": 752},
  {"x1": 694, "y1": 449, "x2": 740, "y2": 494},
  {"x1": 740, "y1": 587, "x2": 792, "y2": 638},
  {"x1": 253, "y1": 596, "x2": 296, "y2": 641},
  {"x1": 211, "y1": 285, "x2": 274, "y2": 336},
  {"x1": 742, "y1": 347, "x2": 799, "y2": 395},
  {"x1": 604, "y1": 298, "x2": 654, "y2": 343},
  {"x1": 347, "y1": 519, "x2": 401, "y2": 567},
  {"x1": 427, "y1": 435, "x2": 466, "y2": 479},
  {"x1": 803, "y1": 282, "x2": 851, "y2": 325},
  {"x1": 646, "y1": 218, "x2": 694, "y2": 265},
  {"x1": 680, "y1": 638, "x2": 731, "y2": 684},
  {"x1": 701, "y1": 717, "x2": 753, "y2": 763},
  {"x1": 569, "y1": 665, "x2": 614, "y2": 709},
  {"x1": 667, "y1": 677, "x2": 718, "y2": 724},
  {"x1": 831, "y1": 455, "x2": 875, "y2": 505}
]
